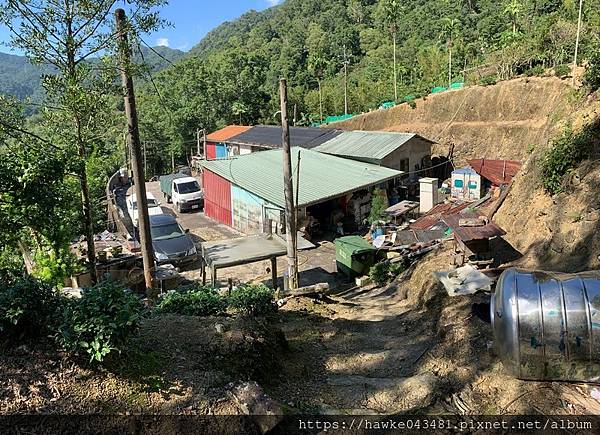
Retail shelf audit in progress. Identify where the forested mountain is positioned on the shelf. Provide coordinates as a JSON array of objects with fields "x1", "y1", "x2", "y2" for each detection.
[
  {"x1": 137, "y1": 0, "x2": 600, "y2": 158},
  {"x1": 0, "y1": 45, "x2": 185, "y2": 101}
]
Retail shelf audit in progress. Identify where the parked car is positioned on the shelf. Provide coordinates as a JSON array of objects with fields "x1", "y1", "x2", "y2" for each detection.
[
  {"x1": 126, "y1": 192, "x2": 164, "y2": 227},
  {"x1": 149, "y1": 214, "x2": 198, "y2": 265},
  {"x1": 159, "y1": 172, "x2": 204, "y2": 213}
]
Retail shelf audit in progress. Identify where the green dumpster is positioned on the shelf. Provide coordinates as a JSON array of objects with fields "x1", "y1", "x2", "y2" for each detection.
[{"x1": 335, "y1": 236, "x2": 377, "y2": 278}]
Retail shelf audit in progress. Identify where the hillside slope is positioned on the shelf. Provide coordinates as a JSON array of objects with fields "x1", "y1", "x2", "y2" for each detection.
[
  {"x1": 334, "y1": 77, "x2": 600, "y2": 273},
  {"x1": 333, "y1": 77, "x2": 576, "y2": 165},
  {"x1": 0, "y1": 46, "x2": 185, "y2": 101}
]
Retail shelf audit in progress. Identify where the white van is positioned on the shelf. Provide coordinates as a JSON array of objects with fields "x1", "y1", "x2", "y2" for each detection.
[{"x1": 127, "y1": 192, "x2": 164, "y2": 227}]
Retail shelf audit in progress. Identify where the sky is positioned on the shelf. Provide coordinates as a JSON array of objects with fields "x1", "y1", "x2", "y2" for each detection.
[{"x1": 0, "y1": 0, "x2": 282, "y2": 54}]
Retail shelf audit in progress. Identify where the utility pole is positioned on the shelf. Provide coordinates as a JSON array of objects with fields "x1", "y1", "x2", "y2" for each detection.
[
  {"x1": 280, "y1": 79, "x2": 299, "y2": 291},
  {"x1": 116, "y1": 8, "x2": 154, "y2": 296},
  {"x1": 342, "y1": 45, "x2": 351, "y2": 115},
  {"x1": 572, "y1": 0, "x2": 584, "y2": 86},
  {"x1": 293, "y1": 104, "x2": 297, "y2": 126}
]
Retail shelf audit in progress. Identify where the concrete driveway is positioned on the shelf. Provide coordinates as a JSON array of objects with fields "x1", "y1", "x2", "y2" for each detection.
[{"x1": 145, "y1": 180, "x2": 240, "y2": 243}]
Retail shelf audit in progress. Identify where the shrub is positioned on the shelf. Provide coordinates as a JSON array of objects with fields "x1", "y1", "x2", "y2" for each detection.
[
  {"x1": 554, "y1": 64, "x2": 570, "y2": 78},
  {"x1": 368, "y1": 188, "x2": 387, "y2": 224},
  {"x1": 524, "y1": 65, "x2": 545, "y2": 77},
  {"x1": 57, "y1": 281, "x2": 144, "y2": 363},
  {"x1": 479, "y1": 74, "x2": 498, "y2": 86},
  {"x1": 369, "y1": 261, "x2": 405, "y2": 287},
  {"x1": 0, "y1": 277, "x2": 64, "y2": 343},
  {"x1": 407, "y1": 100, "x2": 417, "y2": 109},
  {"x1": 32, "y1": 247, "x2": 83, "y2": 288},
  {"x1": 0, "y1": 249, "x2": 24, "y2": 286},
  {"x1": 584, "y1": 40, "x2": 600, "y2": 91},
  {"x1": 228, "y1": 284, "x2": 276, "y2": 316},
  {"x1": 540, "y1": 125, "x2": 594, "y2": 195},
  {"x1": 155, "y1": 285, "x2": 227, "y2": 316}
]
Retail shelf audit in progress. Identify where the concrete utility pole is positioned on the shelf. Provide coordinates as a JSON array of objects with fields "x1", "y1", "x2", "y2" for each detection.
[
  {"x1": 116, "y1": 8, "x2": 154, "y2": 295},
  {"x1": 342, "y1": 45, "x2": 350, "y2": 115},
  {"x1": 572, "y1": 0, "x2": 584, "y2": 85},
  {"x1": 280, "y1": 79, "x2": 299, "y2": 291}
]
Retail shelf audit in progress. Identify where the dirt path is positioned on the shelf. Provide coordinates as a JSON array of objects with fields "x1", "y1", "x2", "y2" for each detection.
[{"x1": 267, "y1": 248, "x2": 600, "y2": 415}]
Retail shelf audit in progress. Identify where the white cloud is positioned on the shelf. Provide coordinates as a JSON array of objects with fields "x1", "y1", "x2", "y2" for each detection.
[
  {"x1": 156, "y1": 37, "x2": 170, "y2": 47},
  {"x1": 266, "y1": 0, "x2": 281, "y2": 6}
]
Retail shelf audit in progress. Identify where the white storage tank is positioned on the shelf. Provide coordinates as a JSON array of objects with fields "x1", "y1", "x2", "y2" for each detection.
[{"x1": 451, "y1": 167, "x2": 483, "y2": 200}]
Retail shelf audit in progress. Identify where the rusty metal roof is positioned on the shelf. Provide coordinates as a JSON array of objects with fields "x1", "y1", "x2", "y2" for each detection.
[
  {"x1": 206, "y1": 125, "x2": 252, "y2": 142},
  {"x1": 442, "y1": 211, "x2": 506, "y2": 243},
  {"x1": 468, "y1": 159, "x2": 521, "y2": 186},
  {"x1": 411, "y1": 202, "x2": 470, "y2": 230}
]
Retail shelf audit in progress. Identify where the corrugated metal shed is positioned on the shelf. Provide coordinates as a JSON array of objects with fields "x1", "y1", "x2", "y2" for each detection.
[
  {"x1": 206, "y1": 125, "x2": 251, "y2": 142},
  {"x1": 225, "y1": 125, "x2": 341, "y2": 149},
  {"x1": 203, "y1": 170, "x2": 232, "y2": 226},
  {"x1": 468, "y1": 159, "x2": 521, "y2": 186},
  {"x1": 314, "y1": 131, "x2": 436, "y2": 164},
  {"x1": 201, "y1": 147, "x2": 403, "y2": 209}
]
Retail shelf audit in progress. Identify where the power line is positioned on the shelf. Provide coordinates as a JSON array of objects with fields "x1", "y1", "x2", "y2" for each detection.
[{"x1": 139, "y1": 36, "x2": 175, "y2": 67}]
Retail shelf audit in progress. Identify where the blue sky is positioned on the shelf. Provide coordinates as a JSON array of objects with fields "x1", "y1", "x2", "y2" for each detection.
[{"x1": 0, "y1": 0, "x2": 282, "y2": 54}]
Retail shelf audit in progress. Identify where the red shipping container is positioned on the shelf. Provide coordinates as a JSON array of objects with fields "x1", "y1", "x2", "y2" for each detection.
[
  {"x1": 203, "y1": 169, "x2": 232, "y2": 226},
  {"x1": 206, "y1": 141, "x2": 217, "y2": 160}
]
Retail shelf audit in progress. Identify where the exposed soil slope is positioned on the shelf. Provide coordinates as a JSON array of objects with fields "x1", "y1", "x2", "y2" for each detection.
[{"x1": 334, "y1": 77, "x2": 575, "y2": 166}]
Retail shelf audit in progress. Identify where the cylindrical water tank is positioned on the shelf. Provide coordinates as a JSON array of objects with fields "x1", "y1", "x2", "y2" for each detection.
[{"x1": 491, "y1": 268, "x2": 600, "y2": 382}]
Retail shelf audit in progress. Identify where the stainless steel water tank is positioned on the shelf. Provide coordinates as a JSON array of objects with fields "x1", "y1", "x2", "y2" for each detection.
[{"x1": 491, "y1": 268, "x2": 600, "y2": 382}]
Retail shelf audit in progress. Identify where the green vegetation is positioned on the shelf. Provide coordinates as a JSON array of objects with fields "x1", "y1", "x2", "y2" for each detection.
[
  {"x1": 0, "y1": 278, "x2": 64, "y2": 343},
  {"x1": 369, "y1": 261, "x2": 405, "y2": 286},
  {"x1": 228, "y1": 284, "x2": 277, "y2": 316},
  {"x1": 133, "y1": 0, "x2": 600, "y2": 178},
  {"x1": 368, "y1": 188, "x2": 387, "y2": 223},
  {"x1": 584, "y1": 39, "x2": 600, "y2": 91},
  {"x1": 57, "y1": 281, "x2": 145, "y2": 363},
  {"x1": 540, "y1": 122, "x2": 599, "y2": 195},
  {"x1": 156, "y1": 285, "x2": 227, "y2": 316},
  {"x1": 156, "y1": 283, "x2": 277, "y2": 317},
  {"x1": 554, "y1": 64, "x2": 571, "y2": 77}
]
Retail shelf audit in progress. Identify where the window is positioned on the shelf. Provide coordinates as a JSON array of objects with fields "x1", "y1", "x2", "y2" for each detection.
[
  {"x1": 468, "y1": 181, "x2": 478, "y2": 189},
  {"x1": 454, "y1": 179, "x2": 464, "y2": 188}
]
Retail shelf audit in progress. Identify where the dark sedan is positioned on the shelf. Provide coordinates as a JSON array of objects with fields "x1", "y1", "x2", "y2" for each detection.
[{"x1": 149, "y1": 214, "x2": 198, "y2": 265}]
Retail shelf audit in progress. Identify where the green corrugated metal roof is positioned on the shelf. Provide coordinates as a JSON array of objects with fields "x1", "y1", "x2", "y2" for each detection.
[
  {"x1": 200, "y1": 148, "x2": 402, "y2": 208},
  {"x1": 314, "y1": 131, "x2": 434, "y2": 163}
]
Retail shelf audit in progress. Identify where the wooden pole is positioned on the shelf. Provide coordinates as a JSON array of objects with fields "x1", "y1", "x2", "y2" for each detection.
[
  {"x1": 280, "y1": 79, "x2": 299, "y2": 291},
  {"x1": 572, "y1": 0, "x2": 584, "y2": 86},
  {"x1": 115, "y1": 8, "x2": 154, "y2": 296}
]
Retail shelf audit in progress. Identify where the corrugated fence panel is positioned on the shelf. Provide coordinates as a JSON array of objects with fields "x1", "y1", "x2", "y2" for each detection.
[
  {"x1": 203, "y1": 169, "x2": 232, "y2": 226},
  {"x1": 231, "y1": 185, "x2": 264, "y2": 234},
  {"x1": 206, "y1": 142, "x2": 217, "y2": 160}
]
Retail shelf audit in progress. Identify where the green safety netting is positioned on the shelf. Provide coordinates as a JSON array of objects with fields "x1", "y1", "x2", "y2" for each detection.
[
  {"x1": 379, "y1": 101, "x2": 395, "y2": 109},
  {"x1": 324, "y1": 114, "x2": 354, "y2": 123},
  {"x1": 431, "y1": 86, "x2": 447, "y2": 94},
  {"x1": 450, "y1": 82, "x2": 464, "y2": 90}
]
